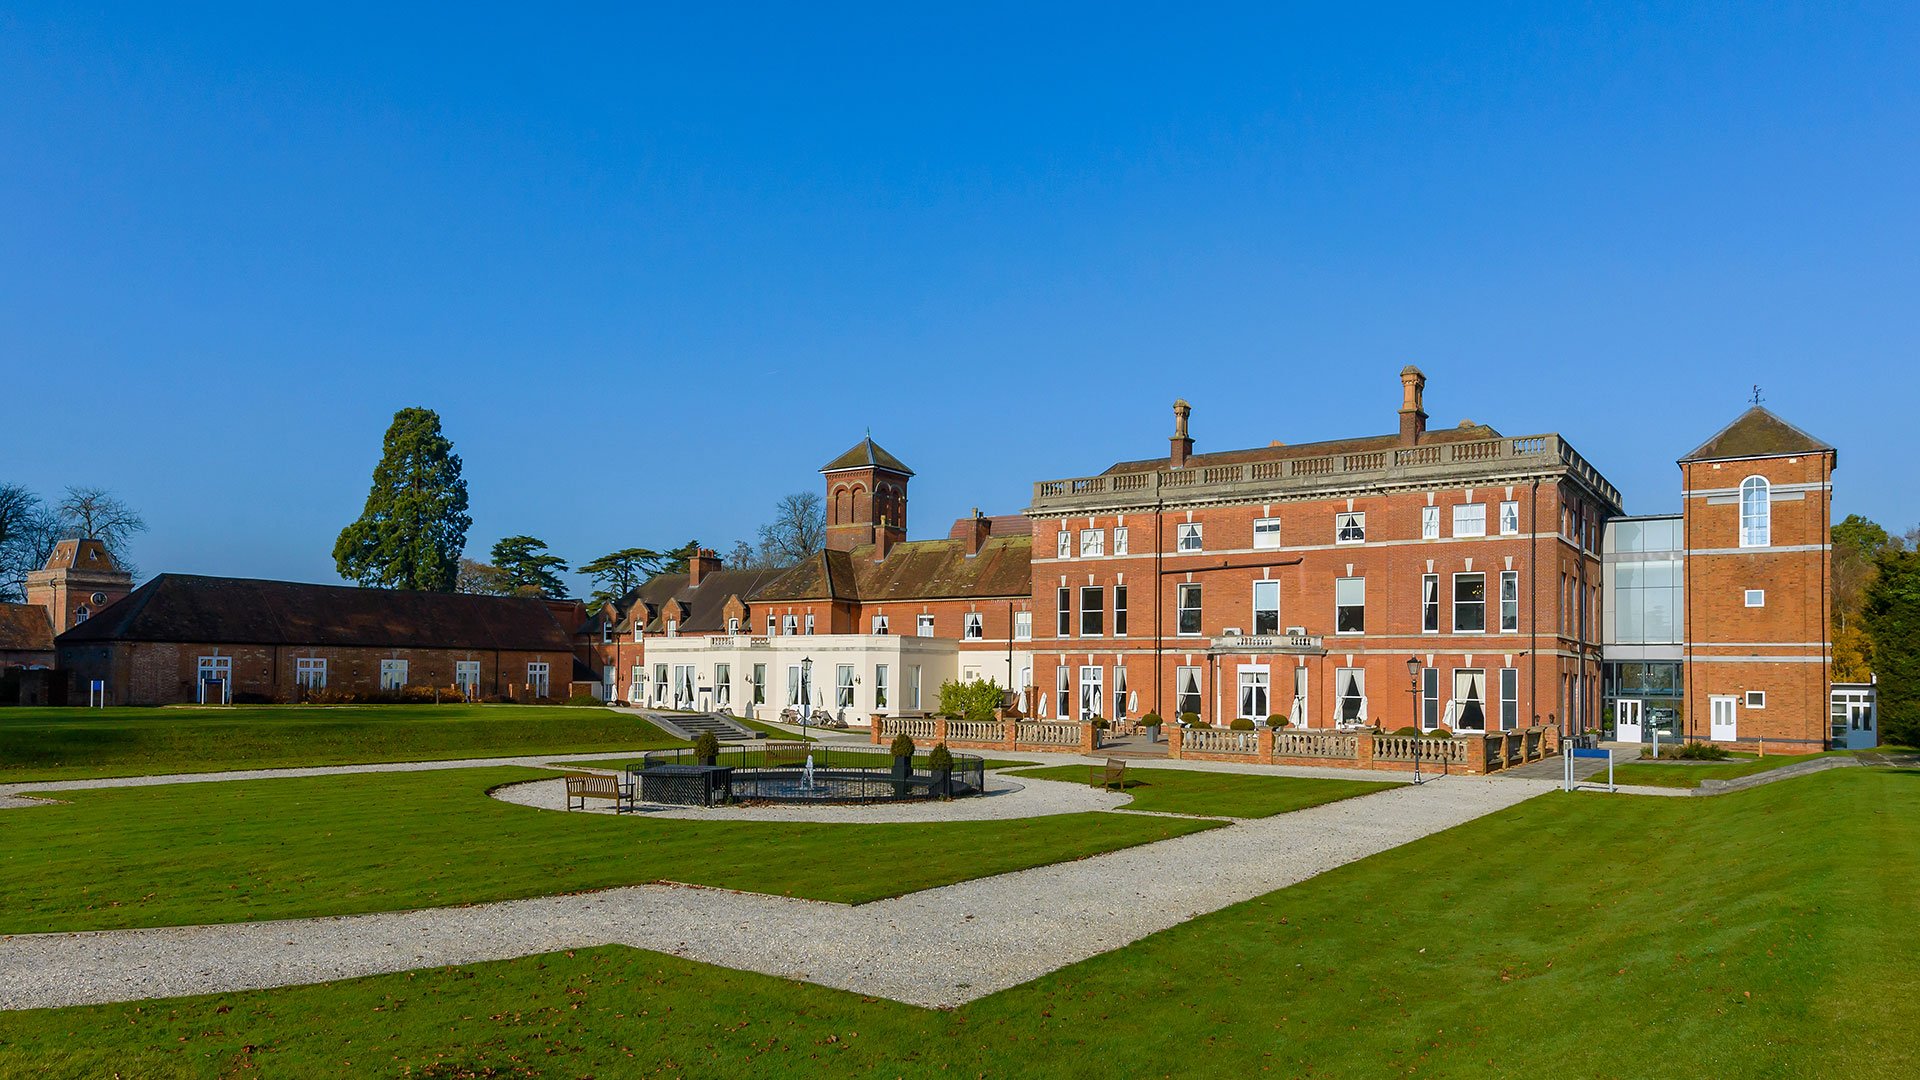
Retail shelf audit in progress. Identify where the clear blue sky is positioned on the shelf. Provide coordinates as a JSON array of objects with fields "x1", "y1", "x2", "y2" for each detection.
[{"x1": 4, "y1": 4, "x2": 1915, "y2": 593}]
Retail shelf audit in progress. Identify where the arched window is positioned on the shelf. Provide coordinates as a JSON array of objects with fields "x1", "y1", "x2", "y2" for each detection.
[
  {"x1": 1740, "y1": 476, "x2": 1771, "y2": 547},
  {"x1": 74, "y1": 604, "x2": 90, "y2": 623}
]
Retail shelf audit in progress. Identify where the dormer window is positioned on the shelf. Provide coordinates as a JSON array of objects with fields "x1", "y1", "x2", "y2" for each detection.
[
  {"x1": 729, "y1": 617, "x2": 741, "y2": 633},
  {"x1": 601, "y1": 622, "x2": 612, "y2": 644},
  {"x1": 74, "y1": 604, "x2": 90, "y2": 623},
  {"x1": 1740, "y1": 476, "x2": 1771, "y2": 547}
]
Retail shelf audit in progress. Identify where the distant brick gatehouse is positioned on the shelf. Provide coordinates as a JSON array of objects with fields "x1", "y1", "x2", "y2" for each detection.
[{"x1": 54, "y1": 575, "x2": 585, "y2": 706}]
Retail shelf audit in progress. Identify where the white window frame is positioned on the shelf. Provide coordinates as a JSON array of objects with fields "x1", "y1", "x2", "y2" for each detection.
[
  {"x1": 634, "y1": 620, "x2": 643, "y2": 643},
  {"x1": 804, "y1": 612, "x2": 815, "y2": 635},
  {"x1": 379, "y1": 658, "x2": 408, "y2": 691},
  {"x1": 872, "y1": 613, "x2": 889, "y2": 635},
  {"x1": 1079, "y1": 586, "x2": 1103, "y2": 637},
  {"x1": 1078, "y1": 665, "x2": 1104, "y2": 721},
  {"x1": 766, "y1": 614, "x2": 776, "y2": 638},
  {"x1": 1057, "y1": 587, "x2": 1072, "y2": 637},
  {"x1": 782, "y1": 614, "x2": 797, "y2": 635},
  {"x1": 1500, "y1": 667, "x2": 1519, "y2": 730},
  {"x1": 1253, "y1": 518, "x2": 1282, "y2": 550},
  {"x1": 629, "y1": 663, "x2": 645, "y2": 702},
  {"x1": 1114, "y1": 585, "x2": 1128, "y2": 636},
  {"x1": 728, "y1": 617, "x2": 741, "y2": 633},
  {"x1": 1175, "y1": 665, "x2": 1202, "y2": 719},
  {"x1": 1421, "y1": 574, "x2": 1439, "y2": 634},
  {"x1": 1057, "y1": 529, "x2": 1072, "y2": 558},
  {"x1": 1236, "y1": 664, "x2": 1270, "y2": 721},
  {"x1": 1745, "y1": 589, "x2": 1765, "y2": 608},
  {"x1": 1113, "y1": 526, "x2": 1129, "y2": 555},
  {"x1": 1746, "y1": 690, "x2": 1766, "y2": 709},
  {"x1": 1079, "y1": 529, "x2": 1105, "y2": 558},
  {"x1": 1740, "y1": 476, "x2": 1771, "y2": 548},
  {"x1": 1176, "y1": 522, "x2": 1203, "y2": 552},
  {"x1": 1500, "y1": 570, "x2": 1520, "y2": 632},
  {"x1": 917, "y1": 613, "x2": 935, "y2": 637},
  {"x1": 1499, "y1": 500, "x2": 1520, "y2": 536},
  {"x1": 665, "y1": 619, "x2": 678, "y2": 638},
  {"x1": 907, "y1": 665, "x2": 922, "y2": 710},
  {"x1": 295, "y1": 656, "x2": 327, "y2": 690},
  {"x1": 785, "y1": 665, "x2": 802, "y2": 706},
  {"x1": 1453, "y1": 572, "x2": 1487, "y2": 634},
  {"x1": 1252, "y1": 580, "x2": 1280, "y2": 636},
  {"x1": 527, "y1": 661, "x2": 551, "y2": 699},
  {"x1": 1336, "y1": 512, "x2": 1366, "y2": 544},
  {"x1": 1335, "y1": 577, "x2": 1365, "y2": 635},
  {"x1": 1176, "y1": 583, "x2": 1203, "y2": 637},
  {"x1": 1056, "y1": 665, "x2": 1072, "y2": 718},
  {"x1": 750, "y1": 663, "x2": 766, "y2": 705},
  {"x1": 835, "y1": 664, "x2": 855, "y2": 709},
  {"x1": 1335, "y1": 667, "x2": 1367, "y2": 726},
  {"x1": 1421, "y1": 506, "x2": 1439, "y2": 540},
  {"x1": 1452, "y1": 503, "x2": 1487, "y2": 538},
  {"x1": 874, "y1": 664, "x2": 890, "y2": 709},
  {"x1": 1013, "y1": 610, "x2": 1032, "y2": 641},
  {"x1": 964, "y1": 611, "x2": 984, "y2": 640}
]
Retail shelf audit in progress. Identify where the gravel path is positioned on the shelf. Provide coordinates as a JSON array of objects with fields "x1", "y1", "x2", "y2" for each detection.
[
  {"x1": 0, "y1": 774, "x2": 1552, "y2": 1011},
  {"x1": 492, "y1": 772, "x2": 1129, "y2": 822}
]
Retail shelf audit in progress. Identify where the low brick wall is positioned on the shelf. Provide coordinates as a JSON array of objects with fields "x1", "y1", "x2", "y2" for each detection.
[
  {"x1": 1165, "y1": 725, "x2": 1557, "y2": 775},
  {"x1": 872, "y1": 714, "x2": 1096, "y2": 755}
]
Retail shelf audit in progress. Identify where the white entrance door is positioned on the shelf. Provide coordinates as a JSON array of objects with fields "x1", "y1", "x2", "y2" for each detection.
[
  {"x1": 1616, "y1": 698, "x2": 1644, "y2": 743},
  {"x1": 1078, "y1": 666, "x2": 1103, "y2": 721},
  {"x1": 1710, "y1": 696, "x2": 1738, "y2": 742}
]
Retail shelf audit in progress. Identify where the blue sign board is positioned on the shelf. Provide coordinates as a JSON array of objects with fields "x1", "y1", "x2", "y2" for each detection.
[{"x1": 1571, "y1": 747, "x2": 1612, "y2": 760}]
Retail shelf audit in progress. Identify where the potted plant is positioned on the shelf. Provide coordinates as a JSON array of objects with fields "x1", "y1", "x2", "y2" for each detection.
[
  {"x1": 1179, "y1": 711, "x2": 1201, "y2": 729},
  {"x1": 1266, "y1": 714, "x2": 1289, "y2": 730},
  {"x1": 890, "y1": 732, "x2": 916, "y2": 795},
  {"x1": 929, "y1": 742, "x2": 955, "y2": 798},
  {"x1": 693, "y1": 730, "x2": 720, "y2": 767},
  {"x1": 1141, "y1": 711, "x2": 1164, "y2": 743},
  {"x1": 1229, "y1": 717, "x2": 1255, "y2": 731}
]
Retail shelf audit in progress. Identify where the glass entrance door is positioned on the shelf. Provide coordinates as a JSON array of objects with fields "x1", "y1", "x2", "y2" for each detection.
[{"x1": 1616, "y1": 698, "x2": 1644, "y2": 742}]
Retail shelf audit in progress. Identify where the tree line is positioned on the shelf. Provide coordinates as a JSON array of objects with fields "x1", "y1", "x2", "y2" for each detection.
[
  {"x1": 0, "y1": 484, "x2": 146, "y2": 602},
  {"x1": 1834, "y1": 514, "x2": 1920, "y2": 745},
  {"x1": 331, "y1": 407, "x2": 826, "y2": 609}
]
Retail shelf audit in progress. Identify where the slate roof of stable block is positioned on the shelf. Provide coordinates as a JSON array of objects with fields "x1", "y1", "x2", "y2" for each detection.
[
  {"x1": 757, "y1": 534, "x2": 1033, "y2": 603},
  {"x1": 54, "y1": 574, "x2": 577, "y2": 652},
  {"x1": 0, "y1": 603, "x2": 54, "y2": 652},
  {"x1": 633, "y1": 566, "x2": 795, "y2": 634},
  {"x1": 1679, "y1": 406, "x2": 1836, "y2": 464}
]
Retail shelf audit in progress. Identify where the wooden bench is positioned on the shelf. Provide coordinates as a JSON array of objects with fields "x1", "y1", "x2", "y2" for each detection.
[
  {"x1": 564, "y1": 772, "x2": 631, "y2": 812},
  {"x1": 1090, "y1": 758, "x2": 1127, "y2": 791}
]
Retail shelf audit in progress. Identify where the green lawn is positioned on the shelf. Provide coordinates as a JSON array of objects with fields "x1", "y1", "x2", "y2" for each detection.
[
  {"x1": 0, "y1": 704, "x2": 685, "y2": 782},
  {"x1": 0, "y1": 766, "x2": 1215, "y2": 933},
  {"x1": 1008, "y1": 762, "x2": 1399, "y2": 817},
  {"x1": 4, "y1": 767, "x2": 1913, "y2": 1077},
  {"x1": 1606, "y1": 751, "x2": 1828, "y2": 788}
]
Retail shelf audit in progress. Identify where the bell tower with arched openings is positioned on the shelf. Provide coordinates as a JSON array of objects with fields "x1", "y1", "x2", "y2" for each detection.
[{"x1": 820, "y1": 436, "x2": 913, "y2": 552}]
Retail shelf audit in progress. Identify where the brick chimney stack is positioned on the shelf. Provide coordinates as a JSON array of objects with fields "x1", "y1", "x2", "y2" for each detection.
[
  {"x1": 1170, "y1": 399, "x2": 1194, "y2": 467},
  {"x1": 963, "y1": 508, "x2": 991, "y2": 557},
  {"x1": 688, "y1": 547, "x2": 723, "y2": 587},
  {"x1": 874, "y1": 517, "x2": 897, "y2": 561},
  {"x1": 1398, "y1": 366, "x2": 1428, "y2": 446}
]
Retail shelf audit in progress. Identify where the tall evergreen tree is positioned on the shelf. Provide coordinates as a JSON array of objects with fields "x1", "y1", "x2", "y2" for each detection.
[
  {"x1": 488, "y1": 535, "x2": 569, "y2": 598},
  {"x1": 333, "y1": 408, "x2": 471, "y2": 592},
  {"x1": 1863, "y1": 544, "x2": 1920, "y2": 747}
]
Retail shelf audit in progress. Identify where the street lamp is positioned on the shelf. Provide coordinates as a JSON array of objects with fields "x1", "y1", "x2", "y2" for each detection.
[
  {"x1": 800, "y1": 657, "x2": 813, "y2": 742},
  {"x1": 1406, "y1": 656, "x2": 1424, "y2": 784}
]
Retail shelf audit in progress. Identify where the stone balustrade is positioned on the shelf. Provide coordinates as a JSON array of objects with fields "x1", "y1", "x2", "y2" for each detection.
[
  {"x1": 1165, "y1": 724, "x2": 1557, "y2": 774},
  {"x1": 872, "y1": 715, "x2": 1095, "y2": 755}
]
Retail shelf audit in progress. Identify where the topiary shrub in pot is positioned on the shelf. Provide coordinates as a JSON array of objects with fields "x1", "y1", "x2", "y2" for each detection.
[
  {"x1": 1179, "y1": 712, "x2": 1201, "y2": 728},
  {"x1": 890, "y1": 732, "x2": 916, "y2": 792},
  {"x1": 1229, "y1": 717, "x2": 1255, "y2": 731},
  {"x1": 1266, "y1": 714, "x2": 1289, "y2": 730},
  {"x1": 1426, "y1": 727, "x2": 1453, "y2": 739},
  {"x1": 1392, "y1": 725, "x2": 1422, "y2": 737},
  {"x1": 929, "y1": 742, "x2": 955, "y2": 797},
  {"x1": 693, "y1": 730, "x2": 720, "y2": 766}
]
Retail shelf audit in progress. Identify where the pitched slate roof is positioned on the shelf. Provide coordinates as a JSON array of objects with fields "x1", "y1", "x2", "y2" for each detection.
[
  {"x1": 945, "y1": 514, "x2": 1033, "y2": 540},
  {"x1": 0, "y1": 602, "x2": 54, "y2": 653},
  {"x1": 1679, "y1": 406, "x2": 1836, "y2": 463},
  {"x1": 757, "y1": 535, "x2": 1032, "y2": 604},
  {"x1": 1099, "y1": 422, "x2": 1504, "y2": 475},
  {"x1": 55, "y1": 574, "x2": 576, "y2": 651},
  {"x1": 634, "y1": 566, "x2": 795, "y2": 633},
  {"x1": 819, "y1": 436, "x2": 913, "y2": 476}
]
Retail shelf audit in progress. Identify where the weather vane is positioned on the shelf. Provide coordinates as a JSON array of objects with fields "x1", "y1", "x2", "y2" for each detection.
[{"x1": 1750, "y1": 384, "x2": 1764, "y2": 405}]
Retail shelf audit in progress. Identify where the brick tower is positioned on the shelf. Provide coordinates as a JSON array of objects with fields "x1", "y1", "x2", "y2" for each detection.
[
  {"x1": 820, "y1": 436, "x2": 913, "y2": 552},
  {"x1": 1677, "y1": 406, "x2": 1836, "y2": 750},
  {"x1": 25, "y1": 538, "x2": 134, "y2": 636}
]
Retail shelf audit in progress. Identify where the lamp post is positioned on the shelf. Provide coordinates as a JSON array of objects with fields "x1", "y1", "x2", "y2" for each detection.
[
  {"x1": 800, "y1": 657, "x2": 813, "y2": 742},
  {"x1": 1406, "y1": 656, "x2": 1423, "y2": 784}
]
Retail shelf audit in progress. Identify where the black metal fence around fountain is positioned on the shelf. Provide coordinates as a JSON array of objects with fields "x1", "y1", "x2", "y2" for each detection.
[{"x1": 629, "y1": 742, "x2": 987, "y2": 806}]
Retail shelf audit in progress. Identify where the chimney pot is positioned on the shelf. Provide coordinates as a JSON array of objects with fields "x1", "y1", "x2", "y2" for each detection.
[
  {"x1": 1170, "y1": 399, "x2": 1195, "y2": 467},
  {"x1": 1398, "y1": 366, "x2": 1428, "y2": 446}
]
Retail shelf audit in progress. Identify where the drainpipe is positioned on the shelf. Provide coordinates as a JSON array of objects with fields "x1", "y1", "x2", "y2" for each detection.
[{"x1": 1530, "y1": 478, "x2": 1539, "y2": 736}]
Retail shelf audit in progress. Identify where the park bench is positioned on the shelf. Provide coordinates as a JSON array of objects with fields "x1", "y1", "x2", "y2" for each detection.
[
  {"x1": 564, "y1": 772, "x2": 631, "y2": 812},
  {"x1": 1090, "y1": 758, "x2": 1127, "y2": 791}
]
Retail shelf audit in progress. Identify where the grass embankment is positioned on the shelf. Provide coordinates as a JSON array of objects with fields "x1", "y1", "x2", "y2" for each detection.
[
  {"x1": 0, "y1": 767, "x2": 1215, "y2": 933},
  {"x1": 0, "y1": 705, "x2": 685, "y2": 782},
  {"x1": 3, "y1": 767, "x2": 1914, "y2": 1077},
  {"x1": 1008, "y1": 762, "x2": 1398, "y2": 817}
]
